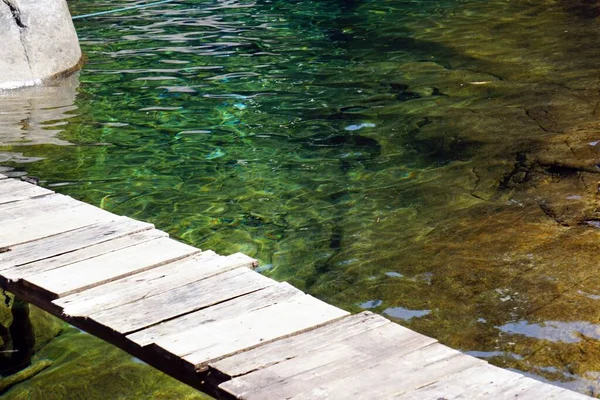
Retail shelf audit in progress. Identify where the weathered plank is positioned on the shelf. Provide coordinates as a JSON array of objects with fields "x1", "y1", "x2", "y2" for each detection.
[
  {"x1": 480, "y1": 375, "x2": 590, "y2": 399},
  {"x1": 394, "y1": 363, "x2": 524, "y2": 400},
  {"x1": 56, "y1": 250, "x2": 230, "y2": 316},
  {"x1": 57, "y1": 252, "x2": 257, "y2": 317},
  {"x1": 0, "y1": 202, "x2": 114, "y2": 248},
  {"x1": 0, "y1": 176, "x2": 594, "y2": 400},
  {"x1": 211, "y1": 311, "x2": 391, "y2": 378},
  {"x1": 0, "y1": 193, "x2": 77, "y2": 223},
  {"x1": 128, "y1": 282, "x2": 305, "y2": 347},
  {"x1": 0, "y1": 216, "x2": 154, "y2": 272},
  {"x1": 22, "y1": 236, "x2": 200, "y2": 298},
  {"x1": 218, "y1": 320, "x2": 439, "y2": 399},
  {"x1": 89, "y1": 267, "x2": 275, "y2": 334},
  {"x1": 0, "y1": 178, "x2": 53, "y2": 204},
  {"x1": 154, "y1": 295, "x2": 349, "y2": 370},
  {"x1": 267, "y1": 344, "x2": 483, "y2": 400},
  {"x1": 3, "y1": 228, "x2": 166, "y2": 281}
]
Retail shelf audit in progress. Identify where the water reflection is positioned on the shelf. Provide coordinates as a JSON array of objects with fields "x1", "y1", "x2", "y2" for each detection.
[
  {"x1": 0, "y1": 74, "x2": 79, "y2": 147},
  {"x1": 498, "y1": 320, "x2": 600, "y2": 344},
  {"x1": 383, "y1": 307, "x2": 432, "y2": 321}
]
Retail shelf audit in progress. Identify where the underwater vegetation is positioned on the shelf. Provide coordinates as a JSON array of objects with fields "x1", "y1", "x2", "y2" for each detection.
[{"x1": 0, "y1": 294, "x2": 209, "y2": 399}]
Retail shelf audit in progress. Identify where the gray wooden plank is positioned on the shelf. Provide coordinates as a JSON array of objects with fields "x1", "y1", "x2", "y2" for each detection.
[
  {"x1": 0, "y1": 202, "x2": 115, "y2": 248},
  {"x1": 128, "y1": 282, "x2": 305, "y2": 347},
  {"x1": 22, "y1": 236, "x2": 200, "y2": 298},
  {"x1": 218, "y1": 320, "x2": 438, "y2": 399},
  {"x1": 483, "y1": 376, "x2": 591, "y2": 399},
  {"x1": 393, "y1": 363, "x2": 524, "y2": 399},
  {"x1": 0, "y1": 216, "x2": 154, "y2": 272},
  {"x1": 210, "y1": 311, "x2": 391, "y2": 378},
  {"x1": 0, "y1": 178, "x2": 53, "y2": 204},
  {"x1": 89, "y1": 267, "x2": 276, "y2": 334},
  {"x1": 155, "y1": 295, "x2": 349, "y2": 370},
  {"x1": 3, "y1": 228, "x2": 167, "y2": 281},
  {"x1": 55, "y1": 250, "x2": 234, "y2": 317},
  {"x1": 276, "y1": 344, "x2": 483, "y2": 400},
  {"x1": 57, "y1": 251, "x2": 257, "y2": 317},
  {"x1": 0, "y1": 193, "x2": 77, "y2": 223},
  {"x1": 0, "y1": 177, "x2": 590, "y2": 400}
]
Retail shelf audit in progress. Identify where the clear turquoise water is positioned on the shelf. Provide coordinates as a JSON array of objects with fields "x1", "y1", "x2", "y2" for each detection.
[{"x1": 3, "y1": 0, "x2": 600, "y2": 396}]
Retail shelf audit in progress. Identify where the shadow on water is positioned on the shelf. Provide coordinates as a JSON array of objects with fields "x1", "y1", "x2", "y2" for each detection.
[
  {"x1": 0, "y1": 297, "x2": 35, "y2": 377},
  {"x1": 561, "y1": 0, "x2": 600, "y2": 19},
  {"x1": 297, "y1": 130, "x2": 382, "y2": 282}
]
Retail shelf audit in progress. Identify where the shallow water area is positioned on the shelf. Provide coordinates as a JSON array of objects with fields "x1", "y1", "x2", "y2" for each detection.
[{"x1": 2, "y1": 0, "x2": 600, "y2": 397}]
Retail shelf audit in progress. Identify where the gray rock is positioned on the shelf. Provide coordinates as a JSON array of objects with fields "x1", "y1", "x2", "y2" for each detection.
[{"x1": 0, "y1": 0, "x2": 81, "y2": 90}]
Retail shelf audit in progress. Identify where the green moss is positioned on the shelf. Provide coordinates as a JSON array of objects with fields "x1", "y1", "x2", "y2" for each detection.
[{"x1": 3, "y1": 327, "x2": 210, "y2": 400}]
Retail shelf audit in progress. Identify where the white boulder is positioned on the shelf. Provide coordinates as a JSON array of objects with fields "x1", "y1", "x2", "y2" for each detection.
[{"x1": 0, "y1": 0, "x2": 82, "y2": 89}]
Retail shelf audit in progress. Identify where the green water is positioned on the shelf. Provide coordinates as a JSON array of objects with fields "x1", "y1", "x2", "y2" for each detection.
[{"x1": 3, "y1": 0, "x2": 600, "y2": 397}]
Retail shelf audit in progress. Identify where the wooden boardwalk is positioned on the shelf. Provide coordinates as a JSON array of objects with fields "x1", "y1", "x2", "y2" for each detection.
[{"x1": 0, "y1": 173, "x2": 592, "y2": 399}]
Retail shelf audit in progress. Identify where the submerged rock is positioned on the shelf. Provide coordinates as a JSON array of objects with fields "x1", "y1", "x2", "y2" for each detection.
[{"x1": 0, "y1": 359, "x2": 52, "y2": 394}]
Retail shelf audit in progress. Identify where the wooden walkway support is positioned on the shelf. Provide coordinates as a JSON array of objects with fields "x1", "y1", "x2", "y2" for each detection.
[{"x1": 0, "y1": 173, "x2": 592, "y2": 399}]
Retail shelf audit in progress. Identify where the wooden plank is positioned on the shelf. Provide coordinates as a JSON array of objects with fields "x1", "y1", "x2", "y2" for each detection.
[
  {"x1": 394, "y1": 363, "x2": 524, "y2": 399},
  {"x1": 0, "y1": 216, "x2": 154, "y2": 272},
  {"x1": 89, "y1": 267, "x2": 276, "y2": 334},
  {"x1": 22, "y1": 236, "x2": 200, "y2": 298},
  {"x1": 483, "y1": 376, "x2": 590, "y2": 399},
  {"x1": 211, "y1": 311, "x2": 391, "y2": 378},
  {"x1": 0, "y1": 178, "x2": 53, "y2": 204},
  {"x1": 154, "y1": 295, "x2": 349, "y2": 370},
  {"x1": 3, "y1": 228, "x2": 167, "y2": 281},
  {"x1": 57, "y1": 251, "x2": 257, "y2": 317},
  {"x1": 0, "y1": 193, "x2": 77, "y2": 223},
  {"x1": 268, "y1": 344, "x2": 483, "y2": 400},
  {"x1": 0, "y1": 202, "x2": 114, "y2": 248},
  {"x1": 0, "y1": 179, "x2": 591, "y2": 400},
  {"x1": 0, "y1": 180, "x2": 594, "y2": 400},
  {"x1": 56, "y1": 250, "x2": 224, "y2": 316},
  {"x1": 218, "y1": 320, "x2": 438, "y2": 399},
  {"x1": 128, "y1": 282, "x2": 305, "y2": 347}
]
